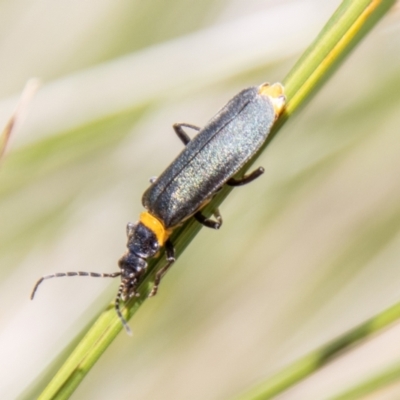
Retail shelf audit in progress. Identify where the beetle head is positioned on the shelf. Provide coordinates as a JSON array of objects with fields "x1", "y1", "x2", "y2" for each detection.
[{"x1": 118, "y1": 251, "x2": 147, "y2": 300}]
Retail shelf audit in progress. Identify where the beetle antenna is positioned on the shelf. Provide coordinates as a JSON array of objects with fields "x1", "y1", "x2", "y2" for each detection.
[
  {"x1": 115, "y1": 283, "x2": 132, "y2": 336},
  {"x1": 30, "y1": 271, "x2": 121, "y2": 300}
]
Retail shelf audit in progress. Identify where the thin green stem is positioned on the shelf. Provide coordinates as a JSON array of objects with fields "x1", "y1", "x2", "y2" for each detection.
[
  {"x1": 234, "y1": 302, "x2": 400, "y2": 400},
  {"x1": 331, "y1": 360, "x2": 400, "y2": 399}
]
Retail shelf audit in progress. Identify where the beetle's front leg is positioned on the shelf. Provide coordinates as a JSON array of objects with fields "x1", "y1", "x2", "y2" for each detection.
[{"x1": 148, "y1": 240, "x2": 176, "y2": 297}]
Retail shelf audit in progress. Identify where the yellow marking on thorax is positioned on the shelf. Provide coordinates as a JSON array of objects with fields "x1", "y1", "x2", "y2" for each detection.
[
  {"x1": 139, "y1": 212, "x2": 171, "y2": 245},
  {"x1": 258, "y1": 82, "x2": 286, "y2": 118}
]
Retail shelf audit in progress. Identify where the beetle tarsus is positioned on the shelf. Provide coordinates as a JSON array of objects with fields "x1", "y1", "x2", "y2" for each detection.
[
  {"x1": 227, "y1": 167, "x2": 265, "y2": 186},
  {"x1": 195, "y1": 208, "x2": 222, "y2": 229},
  {"x1": 149, "y1": 240, "x2": 176, "y2": 297}
]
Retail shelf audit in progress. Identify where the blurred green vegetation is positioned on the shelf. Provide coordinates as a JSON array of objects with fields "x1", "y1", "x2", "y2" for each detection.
[{"x1": 1, "y1": 1, "x2": 400, "y2": 399}]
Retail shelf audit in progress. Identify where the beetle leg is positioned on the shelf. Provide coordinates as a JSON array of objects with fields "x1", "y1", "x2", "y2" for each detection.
[
  {"x1": 195, "y1": 208, "x2": 222, "y2": 230},
  {"x1": 148, "y1": 240, "x2": 176, "y2": 297},
  {"x1": 173, "y1": 123, "x2": 201, "y2": 145},
  {"x1": 227, "y1": 167, "x2": 265, "y2": 186}
]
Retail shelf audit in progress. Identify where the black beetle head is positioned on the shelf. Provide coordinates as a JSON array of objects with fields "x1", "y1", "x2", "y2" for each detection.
[
  {"x1": 118, "y1": 252, "x2": 147, "y2": 300},
  {"x1": 126, "y1": 222, "x2": 160, "y2": 258},
  {"x1": 113, "y1": 220, "x2": 163, "y2": 335}
]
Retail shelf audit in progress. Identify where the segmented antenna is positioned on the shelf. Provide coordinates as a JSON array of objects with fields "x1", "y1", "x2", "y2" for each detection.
[
  {"x1": 115, "y1": 282, "x2": 132, "y2": 336},
  {"x1": 31, "y1": 270, "x2": 135, "y2": 335},
  {"x1": 30, "y1": 271, "x2": 121, "y2": 300}
]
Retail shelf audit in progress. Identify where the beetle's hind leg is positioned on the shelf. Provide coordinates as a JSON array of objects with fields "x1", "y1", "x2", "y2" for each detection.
[
  {"x1": 195, "y1": 208, "x2": 222, "y2": 230},
  {"x1": 149, "y1": 240, "x2": 176, "y2": 297},
  {"x1": 173, "y1": 123, "x2": 200, "y2": 145},
  {"x1": 150, "y1": 123, "x2": 201, "y2": 187},
  {"x1": 227, "y1": 167, "x2": 265, "y2": 186}
]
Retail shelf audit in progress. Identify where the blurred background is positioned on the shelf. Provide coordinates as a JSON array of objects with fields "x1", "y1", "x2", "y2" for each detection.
[{"x1": 1, "y1": 0, "x2": 400, "y2": 399}]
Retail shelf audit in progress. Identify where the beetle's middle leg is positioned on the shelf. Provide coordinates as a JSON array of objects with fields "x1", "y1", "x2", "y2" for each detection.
[
  {"x1": 195, "y1": 208, "x2": 222, "y2": 230},
  {"x1": 148, "y1": 123, "x2": 200, "y2": 185},
  {"x1": 148, "y1": 240, "x2": 176, "y2": 297},
  {"x1": 227, "y1": 167, "x2": 265, "y2": 186},
  {"x1": 173, "y1": 123, "x2": 200, "y2": 145}
]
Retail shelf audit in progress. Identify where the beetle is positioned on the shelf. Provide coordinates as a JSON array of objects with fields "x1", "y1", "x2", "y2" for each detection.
[{"x1": 31, "y1": 82, "x2": 286, "y2": 334}]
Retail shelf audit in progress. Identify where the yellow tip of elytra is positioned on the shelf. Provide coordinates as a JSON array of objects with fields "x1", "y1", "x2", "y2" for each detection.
[{"x1": 258, "y1": 82, "x2": 286, "y2": 117}]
